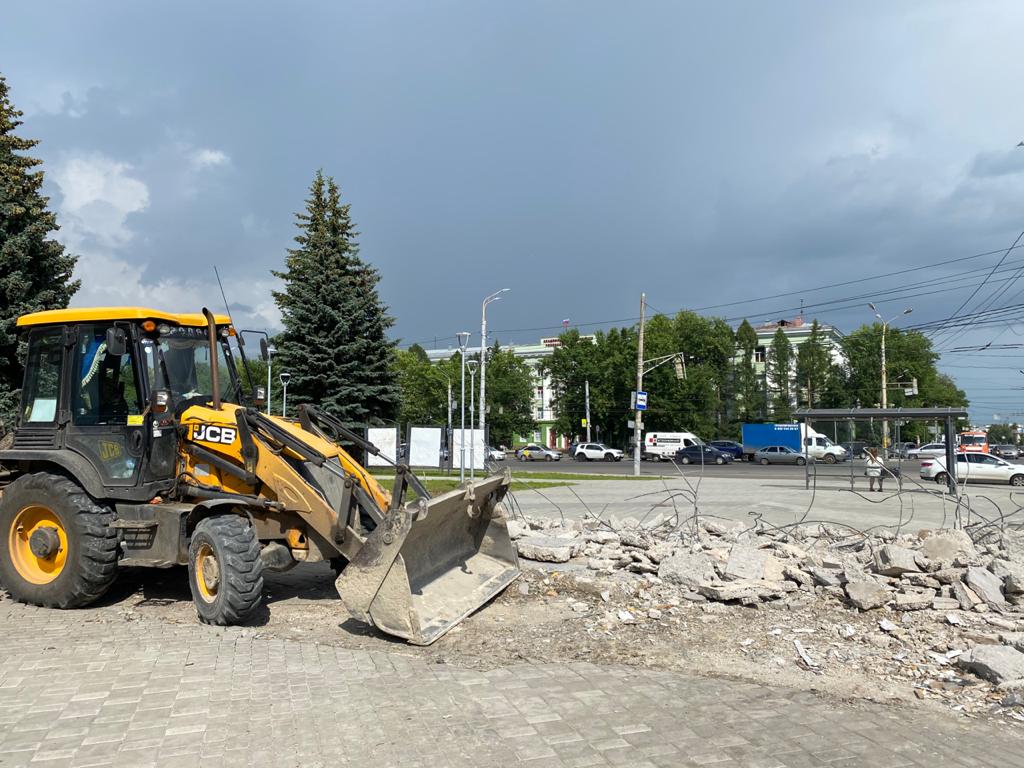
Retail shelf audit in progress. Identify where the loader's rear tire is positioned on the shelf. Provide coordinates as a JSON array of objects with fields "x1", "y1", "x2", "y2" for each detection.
[
  {"x1": 187, "y1": 516, "x2": 263, "y2": 626},
  {"x1": 0, "y1": 472, "x2": 118, "y2": 609}
]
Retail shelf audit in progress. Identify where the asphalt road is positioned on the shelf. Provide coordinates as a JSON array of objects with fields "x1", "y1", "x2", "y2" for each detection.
[{"x1": 502, "y1": 455, "x2": 932, "y2": 482}]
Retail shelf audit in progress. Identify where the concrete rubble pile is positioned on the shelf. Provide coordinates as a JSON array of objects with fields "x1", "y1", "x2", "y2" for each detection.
[{"x1": 510, "y1": 513, "x2": 1024, "y2": 711}]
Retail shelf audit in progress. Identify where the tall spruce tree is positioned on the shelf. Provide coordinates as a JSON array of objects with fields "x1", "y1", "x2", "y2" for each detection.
[
  {"x1": 0, "y1": 74, "x2": 79, "y2": 426},
  {"x1": 768, "y1": 328, "x2": 793, "y2": 421},
  {"x1": 735, "y1": 319, "x2": 764, "y2": 422},
  {"x1": 272, "y1": 171, "x2": 398, "y2": 424},
  {"x1": 795, "y1": 320, "x2": 831, "y2": 408}
]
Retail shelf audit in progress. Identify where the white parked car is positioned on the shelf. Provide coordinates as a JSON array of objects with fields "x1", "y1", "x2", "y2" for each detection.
[
  {"x1": 574, "y1": 442, "x2": 624, "y2": 462},
  {"x1": 486, "y1": 446, "x2": 505, "y2": 461},
  {"x1": 907, "y1": 443, "x2": 947, "y2": 460},
  {"x1": 920, "y1": 453, "x2": 1024, "y2": 486}
]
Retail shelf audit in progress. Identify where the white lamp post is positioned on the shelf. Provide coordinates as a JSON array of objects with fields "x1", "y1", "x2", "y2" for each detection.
[
  {"x1": 279, "y1": 371, "x2": 290, "y2": 418},
  {"x1": 467, "y1": 359, "x2": 478, "y2": 481},
  {"x1": 480, "y1": 289, "x2": 509, "y2": 441},
  {"x1": 456, "y1": 332, "x2": 471, "y2": 483}
]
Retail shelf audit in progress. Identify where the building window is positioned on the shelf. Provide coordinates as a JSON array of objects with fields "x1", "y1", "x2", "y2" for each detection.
[{"x1": 754, "y1": 346, "x2": 766, "y2": 363}]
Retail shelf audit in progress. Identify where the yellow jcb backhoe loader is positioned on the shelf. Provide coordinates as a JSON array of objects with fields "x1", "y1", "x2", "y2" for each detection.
[{"x1": 0, "y1": 306, "x2": 518, "y2": 644}]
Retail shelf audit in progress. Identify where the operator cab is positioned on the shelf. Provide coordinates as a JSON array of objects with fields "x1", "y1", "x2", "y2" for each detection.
[{"x1": 7, "y1": 307, "x2": 250, "y2": 501}]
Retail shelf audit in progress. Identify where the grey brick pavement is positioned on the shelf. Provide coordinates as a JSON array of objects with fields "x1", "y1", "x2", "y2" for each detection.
[{"x1": 0, "y1": 600, "x2": 1021, "y2": 767}]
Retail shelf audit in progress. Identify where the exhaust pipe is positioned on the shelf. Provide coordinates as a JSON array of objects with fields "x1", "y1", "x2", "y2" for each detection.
[{"x1": 202, "y1": 307, "x2": 221, "y2": 410}]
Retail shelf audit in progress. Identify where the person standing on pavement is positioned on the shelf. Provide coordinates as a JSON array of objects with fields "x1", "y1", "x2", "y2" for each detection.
[{"x1": 865, "y1": 447, "x2": 885, "y2": 492}]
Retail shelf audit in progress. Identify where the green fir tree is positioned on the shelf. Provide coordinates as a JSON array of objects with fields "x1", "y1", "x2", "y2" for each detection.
[
  {"x1": 0, "y1": 74, "x2": 79, "y2": 427},
  {"x1": 272, "y1": 171, "x2": 398, "y2": 424},
  {"x1": 768, "y1": 328, "x2": 793, "y2": 421}
]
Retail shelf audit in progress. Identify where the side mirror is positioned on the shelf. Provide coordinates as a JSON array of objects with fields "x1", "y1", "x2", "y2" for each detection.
[
  {"x1": 259, "y1": 338, "x2": 270, "y2": 362},
  {"x1": 254, "y1": 386, "x2": 266, "y2": 407},
  {"x1": 105, "y1": 327, "x2": 127, "y2": 357},
  {"x1": 151, "y1": 389, "x2": 171, "y2": 415}
]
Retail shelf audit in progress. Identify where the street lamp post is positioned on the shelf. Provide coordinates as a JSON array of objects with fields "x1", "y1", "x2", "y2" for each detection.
[
  {"x1": 480, "y1": 289, "x2": 509, "y2": 442},
  {"x1": 456, "y1": 332, "x2": 471, "y2": 483},
  {"x1": 279, "y1": 371, "x2": 291, "y2": 418},
  {"x1": 468, "y1": 360, "x2": 479, "y2": 481},
  {"x1": 868, "y1": 303, "x2": 913, "y2": 458}
]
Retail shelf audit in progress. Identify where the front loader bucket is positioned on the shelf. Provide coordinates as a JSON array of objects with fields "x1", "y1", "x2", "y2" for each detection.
[{"x1": 335, "y1": 472, "x2": 520, "y2": 645}]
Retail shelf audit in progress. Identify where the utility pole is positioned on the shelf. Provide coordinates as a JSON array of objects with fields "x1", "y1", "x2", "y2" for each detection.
[
  {"x1": 868, "y1": 304, "x2": 912, "y2": 459},
  {"x1": 633, "y1": 292, "x2": 646, "y2": 477},
  {"x1": 584, "y1": 379, "x2": 592, "y2": 442}
]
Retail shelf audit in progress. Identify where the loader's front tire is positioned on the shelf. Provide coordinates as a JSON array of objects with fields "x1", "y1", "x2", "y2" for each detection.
[
  {"x1": 0, "y1": 472, "x2": 118, "y2": 609},
  {"x1": 188, "y1": 516, "x2": 263, "y2": 626}
]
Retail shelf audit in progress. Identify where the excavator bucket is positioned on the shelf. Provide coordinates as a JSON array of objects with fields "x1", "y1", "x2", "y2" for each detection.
[{"x1": 335, "y1": 472, "x2": 520, "y2": 645}]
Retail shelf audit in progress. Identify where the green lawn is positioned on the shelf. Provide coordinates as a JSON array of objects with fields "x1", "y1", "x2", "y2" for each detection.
[{"x1": 374, "y1": 476, "x2": 571, "y2": 498}]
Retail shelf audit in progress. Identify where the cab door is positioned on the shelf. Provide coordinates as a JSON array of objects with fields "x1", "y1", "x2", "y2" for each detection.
[{"x1": 62, "y1": 323, "x2": 147, "y2": 487}]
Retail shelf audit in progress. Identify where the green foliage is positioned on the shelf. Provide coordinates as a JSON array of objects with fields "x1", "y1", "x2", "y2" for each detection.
[
  {"x1": 987, "y1": 423, "x2": 1018, "y2": 445},
  {"x1": 394, "y1": 345, "x2": 452, "y2": 428},
  {"x1": 0, "y1": 74, "x2": 79, "y2": 425},
  {"x1": 795, "y1": 320, "x2": 831, "y2": 408},
  {"x1": 481, "y1": 344, "x2": 536, "y2": 446},
  {"x1": 392, "y1": 343, "x2": 534, "y2": 447},
  {"x1": 544, "y1": 312, "x2": 738, "y2": 446},
  {"x1": 767, "y1": 328, "x2": 793, "y2": 421},
  {"x1": 271, "y1": 171, "x2": 398, "y2": 425},
  {"x1": 734, "y1": 319, "x2": 764, "y2": 423}
]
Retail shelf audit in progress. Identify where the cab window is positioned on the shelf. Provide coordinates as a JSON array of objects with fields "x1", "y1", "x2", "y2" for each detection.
[
  {"x1": 21, "y1": 329, "x2": 64, "y2": 424},
  {"x1": 72, "y1": 325, "x2": 143, "y2": 426}
]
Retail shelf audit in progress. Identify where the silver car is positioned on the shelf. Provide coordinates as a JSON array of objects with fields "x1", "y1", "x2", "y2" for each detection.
[
  {"x1": 906, "y1": 443, "x2": 947, "y2": 460},
  {"x1": 754, "y1": 445, "x2": 808, "y2": 466},
  {"x1": 516, "y1": 443, "x2": 561, "y2": 462}
]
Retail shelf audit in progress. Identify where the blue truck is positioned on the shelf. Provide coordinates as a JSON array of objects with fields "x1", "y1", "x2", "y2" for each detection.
[{"x1": 741, "y1": 423, "x2": 848, "y2": 463}]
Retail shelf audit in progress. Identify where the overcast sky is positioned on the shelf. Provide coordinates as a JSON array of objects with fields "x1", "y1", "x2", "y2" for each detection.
[{"x1": 4, "y1": 1, "x2": 1024, "y2": 423}]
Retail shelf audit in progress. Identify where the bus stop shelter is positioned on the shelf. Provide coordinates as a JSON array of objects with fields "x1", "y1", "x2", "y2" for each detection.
[{"x1": 793, "y1": 407, "x2": 969, "y2": 496}]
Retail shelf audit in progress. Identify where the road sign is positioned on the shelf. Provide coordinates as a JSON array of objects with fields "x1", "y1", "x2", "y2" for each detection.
[
  {"x1": 581, "y1": 418, "x2": 587, "y2": 427},
  {"x1": 635, "y1": 391, "x2": 648, "y2": 411}
]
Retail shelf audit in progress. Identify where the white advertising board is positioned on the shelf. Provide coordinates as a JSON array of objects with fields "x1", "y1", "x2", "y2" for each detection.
[
  {"x1": 452, "y1": 428, "x2": 486, "y2": 470},
  {"x1": 365, "y1": 427, "x2": 399, "y2": 467},
  {"x1": 408, "y1": 426, "x2": 443, "y2": 468}
]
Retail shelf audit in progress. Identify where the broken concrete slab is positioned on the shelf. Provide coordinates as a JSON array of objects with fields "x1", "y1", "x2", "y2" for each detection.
[
  {"x1": 966, "y1": 566, "x2": 1006, "y2": 606},
  {"x1": 506, "y1": 520, "x2": 531, "y2": 540},
  {"x1": 845, "y1": 581, "x2": 890, "y2": 610},
  {"x1": 516, "y1": 535, "x2": 584, "y2": 563},
  {"x1": 958, "y1": 645, "x2": 1024, "y2": 684},
  {"x1": 723, "y1": 544, "x2": 768, "y2": 581},
  {"x1": 894, "y1": 588, "x2": 936, "y2": 612},
  {"x1": 808, "y1": 566, "x2": 846, "y2": 587},
  {"x1": 657, "y1": 552, "x2": 717, "y2": 590},
  {"x1": 697, "y1": 579, "x2": 797, "y2": 602},
  {"x1": 952, "y1": 581, "x2": 983, "y2": 611},
  {"x1": 873, "y1": 545, "x2": 921, "y2": 576},
  {"x1": 919, "y1": 530, "x2": 977, "y2": 562},
  {"x1": 932, "y1": 597, "x2": 961, "y2": 611}
]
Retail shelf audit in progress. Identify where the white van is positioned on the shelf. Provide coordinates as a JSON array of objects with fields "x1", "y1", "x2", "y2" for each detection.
[{"x1": 643, "y1": 432, "x2": 702, "y2": 461}]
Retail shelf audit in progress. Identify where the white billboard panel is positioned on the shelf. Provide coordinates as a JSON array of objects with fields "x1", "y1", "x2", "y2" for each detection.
[
  {"x1": 408, "y1": 426, "x2": 443, "y2": 468},
  {"x1": 452, "y1": 429, "x2": 486, "y2": 470},
  {"x1": 365, "y1": 427, "x2": 399, "y2": 467}
]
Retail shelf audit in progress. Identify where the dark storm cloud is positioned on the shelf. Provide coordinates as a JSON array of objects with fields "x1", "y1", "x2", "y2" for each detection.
[{"x1": 3, "y1": 1, "x2": 1024, "y2": 421}]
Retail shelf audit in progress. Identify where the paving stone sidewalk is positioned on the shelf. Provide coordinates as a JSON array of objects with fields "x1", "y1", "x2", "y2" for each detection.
[{"x1": 0, "y1": 600, "x2": 1022, "y2": 768}]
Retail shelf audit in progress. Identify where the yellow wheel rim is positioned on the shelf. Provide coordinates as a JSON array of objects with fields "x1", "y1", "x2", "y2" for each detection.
[
  {"x1": 194, "y1": 543, "x2": 219, "y2": 603},
  {"x1": 9, "y1": 505, "x2": 68, "y2": 585}
]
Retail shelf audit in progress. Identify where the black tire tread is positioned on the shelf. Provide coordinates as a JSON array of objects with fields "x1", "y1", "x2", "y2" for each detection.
[
  {"x1": 0, "y1": 472, "x2": 118, "y2": 608},
  {"x1": 189, "y1": 515, "x2": 263, "y2": 625}
]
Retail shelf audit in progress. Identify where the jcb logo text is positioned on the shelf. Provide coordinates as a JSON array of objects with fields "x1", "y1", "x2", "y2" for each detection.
[{"x1": 191, "y1": 424, "x2": 237, "y2": 445}]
